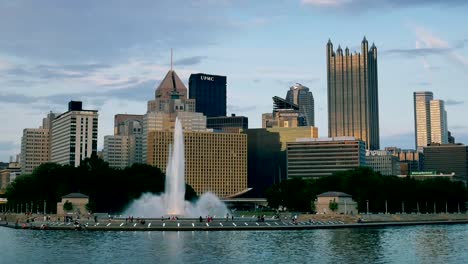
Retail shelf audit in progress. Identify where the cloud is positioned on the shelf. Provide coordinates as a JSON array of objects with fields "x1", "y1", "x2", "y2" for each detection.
[
  {"x1": 445, "y1": 99, "x2": 464, "y2": 106},
  {"x1": 0, "y1": 79, "x2": 159, "y2": 108},
  {"x1": 174, "y1": 56, "x2": 208, "y2": 66},
  {"x1": 0, "y1": 0, "x2": 236, "y2": 63},
  {"x1": 301, "y1": 0, "x2": 468, "y2": 9},
  {"x1": 383, "y1": 26, "x2": 468, "y2": 72}
]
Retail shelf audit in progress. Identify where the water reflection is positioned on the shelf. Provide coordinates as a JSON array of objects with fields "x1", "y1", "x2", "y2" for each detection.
[{"x1": 0, "y1": 225, "x2": 468, "y2": 264}]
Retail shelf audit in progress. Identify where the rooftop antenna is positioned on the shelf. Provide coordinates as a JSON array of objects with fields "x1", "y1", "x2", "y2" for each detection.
[{"x1": 170, "y1": 48, "x2": 173, "y2": 71}]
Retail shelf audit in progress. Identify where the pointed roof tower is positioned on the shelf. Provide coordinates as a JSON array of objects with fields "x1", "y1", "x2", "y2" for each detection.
[
  {"x1": 154, "y1": 50, "x2": 188, "y2": 99},
  {"x1": 362, "y1": 36, "x2": 368, "y2": 43}
]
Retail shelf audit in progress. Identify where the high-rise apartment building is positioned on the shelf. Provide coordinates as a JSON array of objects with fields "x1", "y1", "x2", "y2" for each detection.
[
  {"x1": 20, "y1": 112, "x2": 58, "y2": 174},
  {"x1": 20, "y1": 128, "x2": 50, "y2": 174},
  {"x1": 147, "y1": 130, "x2": 247, "y2": 198},
  {"x1": 51, "y1": 101, "x2": 98, "y2": 167},
  {"x1": 327, "y1": 37, "x2": 380, "y2": 150},
  {"x1": 414, "y1": 92, "x2": 448, "y2": 150},
  {"x1": 286, "y1": 83, "x2": 315, "y2": 126},
  {"x1": 189, "y1": 73, "x2": 227, "y2": 118},
  {"x1": 287, "y1": 137, "x2": 366, "y2": 179}
]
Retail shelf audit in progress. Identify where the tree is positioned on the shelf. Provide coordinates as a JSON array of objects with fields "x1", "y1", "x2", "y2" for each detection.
[
  {"x1": 63, "y1": 200, "x2": 73, "y2": 212},
  {"x1": 329, "y1": 199, "x2": 338, "y2": 212}
]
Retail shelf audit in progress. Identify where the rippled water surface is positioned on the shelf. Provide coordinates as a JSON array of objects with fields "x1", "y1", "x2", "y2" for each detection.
[{"x1": 1, "y1": 224, "x2": 468, "y2": 264}]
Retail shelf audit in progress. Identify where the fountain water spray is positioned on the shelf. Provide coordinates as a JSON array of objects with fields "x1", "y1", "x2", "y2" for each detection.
[{"x1": 124, "y1": 117, "x2": 229, "y2": 218}]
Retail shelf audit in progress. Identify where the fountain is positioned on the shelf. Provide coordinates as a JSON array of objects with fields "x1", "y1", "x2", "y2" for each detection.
[{"x1": 124, "y1": 117, "x2": 229, "y2": 218}]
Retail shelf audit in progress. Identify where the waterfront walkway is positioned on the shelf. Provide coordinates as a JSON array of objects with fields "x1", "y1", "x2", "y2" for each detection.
[{"x1": 2, "y1": 214, "x2": 468, "y2": 231}]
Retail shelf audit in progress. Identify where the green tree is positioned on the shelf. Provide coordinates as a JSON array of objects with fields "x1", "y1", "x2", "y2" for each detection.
[
  {"x1": 329, "y1": 199, "x2": 338, "y2": 212},
  {"x1": 63, "y1": 200, "x2": 73, "y2": 211}
]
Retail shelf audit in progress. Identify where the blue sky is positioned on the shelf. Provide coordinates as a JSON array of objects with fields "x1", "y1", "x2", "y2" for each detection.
[{"x1": 0, "y1": 0, "x2": 467, "y2": 161}]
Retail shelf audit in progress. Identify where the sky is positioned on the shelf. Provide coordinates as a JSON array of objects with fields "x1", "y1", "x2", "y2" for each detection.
[{"x1": 0, "y1": 0, "x2": 467, "y2": 161}]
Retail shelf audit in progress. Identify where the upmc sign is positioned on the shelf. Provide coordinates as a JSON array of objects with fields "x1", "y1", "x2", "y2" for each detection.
[{"x1": 200, "y1": 75, "x2": 214, "y2": 81}]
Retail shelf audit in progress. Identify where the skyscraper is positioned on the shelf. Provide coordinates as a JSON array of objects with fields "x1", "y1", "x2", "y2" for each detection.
[
  {"x1": 414, "y1": 91, "x2": 433, "y2": 150},
  {"x1": 286, "y1": 83, "x2": 315, "y2": 126},
  {"x1": 430, "y1": 100, "x2": 448, "y2": 145},
  {"x1": 326, "y1": 37, "x2": 380, "y2": 150},
  {"x1": 414, "y1": 91, "x2": 448, "y2": 150},
  {"x1": 188, "y1": 73, "x2": 227, "y2": 117}
]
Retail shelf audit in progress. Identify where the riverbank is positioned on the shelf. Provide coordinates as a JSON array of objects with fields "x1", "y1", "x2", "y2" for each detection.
[{"x1": 1, "y1": 213, "x2": 468, "y2": 231}]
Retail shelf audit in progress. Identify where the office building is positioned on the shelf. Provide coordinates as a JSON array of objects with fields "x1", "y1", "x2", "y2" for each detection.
[
  {"x1": 385, "y1": 147, "x2": 424, "y2": 175},
  {"x1": 286, "y1": 83, "x2": 315, "y2": 126},
  {"x1": 414, "y1": 92, "x2": 449, "y2": 150},
  {"x1": 243, "y1": 126, "x2": 318, "y2": 197},
  {"x1": 0, "y1": 160, "x2": 21, "y2": 194},
  {"x1": 103, "y1": 135, "x2": 131, "y2": 169},
  {"x1": 51, "y1": 101, "x2": 98, "y2": 167},
  {"x1": 414, "y1": 91, "x2": 433, "y2": 150},
  {"x1": 104, "y1": 114, "x2": 144, "y2": 169},
  {"x1": 143, "y1": 69, "x2": 206, "y2": 163},
  {"x1": 189, "y1": 73, "x2": 227, "y2": 117},
  {"x1": 430, "y1": 100, "x2": 448, "y2": 145},
  {"x1": 365, "y1": 150, "x2": 400, "y2": 176},
  {"x1": 287, "y1": 137, "x2": 366, "y2": 179},
  {"x1": 423, "y1": 144, "x2": 468, "y2": 184},
  {"x1": 327, "y1": 37, "x2": 380, "y2": 150},
  {"x1": 262, "y1": 96, "x2": 305, "y2": 128},
  {"x1": 448, "y1": 131, "x2": 456, "y2": 144},
  {"x1": 147, "y1": 131, "x2": 247, "y2": 198},
  {"x1": 207, "y1": 114, "x2": 248, "y2": 133},
  {"x1": 114, "y1": 114, "x2": 143, "y2": 135}
]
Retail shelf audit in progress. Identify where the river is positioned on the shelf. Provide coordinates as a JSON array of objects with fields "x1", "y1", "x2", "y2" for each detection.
[{"x1": 1, "y1": 224, "x2": 467, "y2": 263}]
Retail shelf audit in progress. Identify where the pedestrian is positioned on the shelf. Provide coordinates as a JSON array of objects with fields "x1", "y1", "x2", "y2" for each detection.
[{"x1": 199, "y1": 216, "x2": 203, "y2": 223}]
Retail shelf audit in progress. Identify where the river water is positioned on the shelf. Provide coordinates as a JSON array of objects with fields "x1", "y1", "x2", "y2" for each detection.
[{"x1": 1, "y1": 224, "x2": 467, "y2": 264}]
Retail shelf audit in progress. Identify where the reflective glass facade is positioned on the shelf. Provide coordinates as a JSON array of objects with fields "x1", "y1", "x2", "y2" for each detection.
[
  {"x1": 326, "y1": 38, "x2": 379, "y2": 150},
  {"x1": 189, "y1": 73, "x2": 227, "y2": 117}
]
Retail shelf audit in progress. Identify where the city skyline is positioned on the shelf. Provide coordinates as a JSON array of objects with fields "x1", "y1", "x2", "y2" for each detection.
[{"x1": 0, "y1": 1, "x2": 467, "y2": 160}]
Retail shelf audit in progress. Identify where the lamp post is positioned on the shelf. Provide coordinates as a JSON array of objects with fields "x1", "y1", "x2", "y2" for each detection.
[
  {"x1": 402, "y1": 201, "x2": 405, "y2": 214},
  {"x1": 417, "y1": 202, "x2": 420, "y2": 214},
  {"x1": 366, "y1": 200, "x2": 369, "y2": 214},
  {"x1": 385, "y1": 200, "x2": 388, "y2": 214},
  {"x1": 434, "y1": 202, "x2": 436, "y2": 214},
  {"x1": 445, "y1": 201, "x2": 448, "y2": 214}
]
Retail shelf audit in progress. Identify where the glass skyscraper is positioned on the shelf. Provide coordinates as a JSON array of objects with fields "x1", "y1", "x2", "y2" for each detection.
[
  {"x1": 286, "y1": 83, "x2": 315, "y2": 126},
  {"x1": 189, "y1": 73, "x2": 227, "y2": 117},
  {"x1": 326, "y1": 37, "x2": 379, "y2": 150},
  {"x1": 414, "y1": 91, "x2": 448, "y2": 150}
]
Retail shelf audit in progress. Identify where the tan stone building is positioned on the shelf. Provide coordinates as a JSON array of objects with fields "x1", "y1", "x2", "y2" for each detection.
[
  {"x1": 147, "y1": 131, "x2": 247, "y2": 198},
  {"x1": 56, "y1": 193, "x2": 90, "y2": 216},
  {"x1": 315, "y1": 191, "x2": 357, "y2": 215}
]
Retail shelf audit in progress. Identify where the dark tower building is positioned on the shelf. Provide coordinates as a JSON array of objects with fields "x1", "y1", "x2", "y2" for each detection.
[
  {"x1": 326, "y1": 37, "x2": 380, "y2": 150},
  {"x1": 286, "y1": 83, "x2": 315, "y2": 126},
  {"x1": 189, "y1": 73, "x2": 227, "y2": 117}
]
